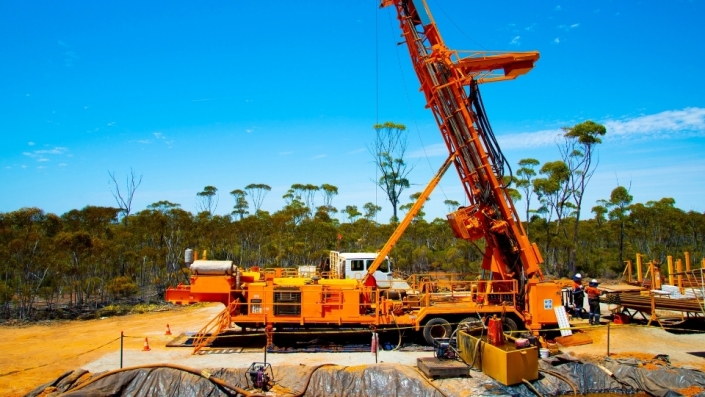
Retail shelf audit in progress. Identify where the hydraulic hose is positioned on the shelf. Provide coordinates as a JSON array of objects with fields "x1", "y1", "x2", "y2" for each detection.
[
  {"x1": 522, "y1": 378, "x2": 544, "y2": 397},
  {"x1": 57, "y1": 363, "x2": 263, "y2": 397},
  {"x1": 539, "y1": 369, "x2": 578, "y2": 396},
  {"x1": 289, "y1": 363, "x2": 339, "y2": 397},
  {"x1": 390, "y1": 311, "x2": 404, "y2": 351}
]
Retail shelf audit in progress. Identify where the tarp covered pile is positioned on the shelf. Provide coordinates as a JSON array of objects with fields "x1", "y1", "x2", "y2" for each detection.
[{"x1": 26, "y1": 354, "x2": 705, "y2": 397}]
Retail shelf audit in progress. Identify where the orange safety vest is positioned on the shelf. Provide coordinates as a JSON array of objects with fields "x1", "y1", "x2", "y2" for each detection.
[{"x1": 586, "y1": 286, "x2": 601, "y2": 300}]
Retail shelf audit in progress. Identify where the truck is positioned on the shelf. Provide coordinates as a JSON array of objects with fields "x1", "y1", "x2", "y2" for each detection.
[{"x1": 165, "y1": 0, "x2": 562, "y2": 353}]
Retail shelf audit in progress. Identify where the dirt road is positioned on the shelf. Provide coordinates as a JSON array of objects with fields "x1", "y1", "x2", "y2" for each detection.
[{"x1": 0, "y1": 304, "x2": 224, "y2": 396}]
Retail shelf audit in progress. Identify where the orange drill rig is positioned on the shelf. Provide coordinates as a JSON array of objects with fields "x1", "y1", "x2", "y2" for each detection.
[
  {"x1": 380, "y1": 0, "x2": 558, "y2": 318},
  {"x1": 165, "y1": 0, "x2": 562, "y2": 353}
]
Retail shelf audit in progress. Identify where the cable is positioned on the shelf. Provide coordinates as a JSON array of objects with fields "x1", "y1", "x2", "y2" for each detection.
[
  {"x1": 289, "y1": 363, "x2": 339, "y2": 397},
  {"x1": 522, "y1": 378, "x2": 544, "y2": 397},
  {"x1": 58, "y1": 363, "x2": 262, "y2": 397},
  {"x1": 428, "y1": 0, "x2": 488, "y2": 51},
  {"x1": 390, "y1": 311, "x2": 404, "y2": 350},
  {"x1": 539, "y1": 369, "x2": 578, "y2": 396}
]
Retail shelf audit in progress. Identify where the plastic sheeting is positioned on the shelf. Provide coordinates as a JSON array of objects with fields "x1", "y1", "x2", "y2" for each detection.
[
  {"x1": 25, "y1": 357, "x2": 705, "y2": 397},
  {"x1": 500, "y1": 354, "x2": 705, "y2": 397}
]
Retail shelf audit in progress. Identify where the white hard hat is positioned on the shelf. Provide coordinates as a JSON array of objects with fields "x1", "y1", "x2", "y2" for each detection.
[
  {"x1": 575, "y1": 273, "x2": 582, "y2": 278},
  {"x1": 591, "y1": 279, "x2": 597, "y2": 283}
]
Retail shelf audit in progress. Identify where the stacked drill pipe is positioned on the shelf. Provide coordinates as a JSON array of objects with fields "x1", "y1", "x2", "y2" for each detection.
[{"x1": 611, "y1": 293, "x2": 704, "y2": 315}]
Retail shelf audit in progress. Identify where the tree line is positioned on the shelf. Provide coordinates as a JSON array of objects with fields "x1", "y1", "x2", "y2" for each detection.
[
  {"x1": 2, "y1": 183, "x2": 703, "y2": 321},
  {"x1": 2, "y1": 121, "x2": 703, "y2": 320}
]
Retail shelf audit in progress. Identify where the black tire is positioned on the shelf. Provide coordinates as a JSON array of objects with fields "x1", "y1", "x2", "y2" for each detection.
[
  {"x1": 423, "y1": 318, "x2": 452, "y2": 345},
  {"x1": 502, "y1": 317, "x2": 518, "y2": 336}
]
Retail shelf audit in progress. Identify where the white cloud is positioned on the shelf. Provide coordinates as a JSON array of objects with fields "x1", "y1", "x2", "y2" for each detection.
[
  {"x1": 151, "y1": 132, "x2": 174, "y2": 148},
  {"x1": 525, "y1": 23, "x2": 537, "y2": 32},
  {"x1": 557, "y1": 24, "x2": 579, "y2": 32},
  {"x1": 555, "y1": 5, "x2": 562, "y2": 11},
  {"x1": 409, "y1": 143, "x2": 450, "y2": 158},
  {"x1": 554, "y1": 38, "x2": 561, "y2": 44},
  {"x1": 347, "y1": 148, "x2": 367, "y2": 155},
  {"x1": 412, "y1": 107, "x2": 705, "y2": 155},
  {"x1": 59, "y1": 163, "x2": 67, "y2": 167},
  {"x1": 246, "y1": 129, "x2": 253, "y2": 133},
  {"x1": 279, "y1": 151, "x2": 293, "y2": 156},
  {"x1": 312, "y1": 154, "x2": 327, "y2": 159},
  {"x1": 509, "y1": 36, "x2": 521, "y2": 46},
  {"x1": 498, "y1": 129, "x2": 563, "y2": 149},
  {"x1": 21, "y1": 165, "x2": 27, "y2": 169},
  {"x1": 28, "y1": 142, "x2": 35, "y2": 146},
  {"x1": 38, "y1": 158, "x2": 50, "y2": 162},
  {"x1": 500, "y1": 107, "x2": 705, "y2": 149},
  {"x1": 23, "y1": 147, "x2": 69, "y2": 159},
  {"x1": 604, "y1": 107, "x2": 705, "y2": 139}
]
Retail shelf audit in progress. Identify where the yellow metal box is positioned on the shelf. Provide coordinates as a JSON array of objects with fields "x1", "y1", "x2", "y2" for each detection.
[{"x1": 458, "y1": 331, "x2": 538, "y2": 386}]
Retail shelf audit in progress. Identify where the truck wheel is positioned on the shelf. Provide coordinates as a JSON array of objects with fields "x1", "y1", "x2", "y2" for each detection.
[
  {"x1": 423, "y1": 318, "x2": 452, "y2": 345},
  {"x1": 502, "y1": 317, "x2": 518, "y2": 335}
]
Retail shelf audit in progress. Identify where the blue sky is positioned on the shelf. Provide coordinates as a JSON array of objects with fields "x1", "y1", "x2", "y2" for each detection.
[{"x1": 2, "y1": 0, "x2": 704, "y2": 223}]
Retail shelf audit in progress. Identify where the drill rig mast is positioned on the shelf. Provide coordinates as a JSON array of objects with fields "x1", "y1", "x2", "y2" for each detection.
[{"x1": 381, "y1": 0, "x2": 547, "y2": 311}]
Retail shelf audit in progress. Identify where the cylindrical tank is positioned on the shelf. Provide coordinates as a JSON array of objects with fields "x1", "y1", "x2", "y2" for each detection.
[
  {"x1": 190, "y1": 260, "x2": 235, "y2": 275},
  {"x1": 185, "y1": 249, "x2": 194, "y2": 265}
]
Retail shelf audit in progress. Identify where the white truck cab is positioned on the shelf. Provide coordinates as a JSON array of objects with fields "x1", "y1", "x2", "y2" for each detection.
[{"x1": 332, "y1": 252, "x2": 394, "y2": 288}]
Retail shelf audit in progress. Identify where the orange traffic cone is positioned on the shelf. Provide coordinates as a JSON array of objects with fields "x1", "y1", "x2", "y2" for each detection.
[
  {"x1": 165, "y1": 324, "x2": 172, "y2": 336},
  {"x1": 142, "y1": 337, "x2": 151, "y2": 351}
]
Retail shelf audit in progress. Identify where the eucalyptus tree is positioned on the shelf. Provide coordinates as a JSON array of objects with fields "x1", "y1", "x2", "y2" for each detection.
[
  {"x1": 0, "y1": 208, "x2": 58, "y2": 319},
  {"x1": 399, "y1": 192, "x2": 428, "y2": 221},
  {"x1": 245, "y1": 183, "x2": 271, "y2": 214},
  {"x1": 196, "y1": 186, "x2": 219, "y2": 216},
  {"x1": 370, "y1": 122, "x2": 413, "y2": 222},
  {"x1": 108, "y1": 168, "x2": 143, "y2": 226},
  {"x1": 59, "y1": 206, "x2": 121, "y2": 306},
  {"x1": 443, "y1": 199, "x2": 460, "y2": 214},
  {"x1": 320, "y1": 183, "x2": 339, "y2": 214},
  {"x1": 343, "y1": 205, "x2": 361, "y2": 223},
  {"x1": 363, "y1": 202, "x2": 382, "y2": 221},
  {"x1": 532, "y1": 161, "x2": 571, "y2": 272},
  {"x1": 515, "y1": 158, "x2": 540, "y2": 233},
  {"x1": 560, "y1": 121, "x2": 606, "y2": 273},
  {"x1": 603, "y1": 186, "x2": 633, "y2": 268},
  {"x1": 230, "y1": 189, "x2": 249, "y2": 220}
]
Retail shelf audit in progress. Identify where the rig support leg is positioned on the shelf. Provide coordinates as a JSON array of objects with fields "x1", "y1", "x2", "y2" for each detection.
[{"x1": 265, "y1": 324, "x2": 274, "y2": 348}]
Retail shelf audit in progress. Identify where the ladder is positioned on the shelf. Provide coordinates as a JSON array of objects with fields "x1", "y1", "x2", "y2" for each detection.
[{"x1": 191, "y1": 299, "x2": 240, "y2": 354}]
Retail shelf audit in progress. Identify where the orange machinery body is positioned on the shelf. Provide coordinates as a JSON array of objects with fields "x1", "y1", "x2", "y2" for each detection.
[{"x1": 166, "y1": 265, "x2": 562, "y2": 333}]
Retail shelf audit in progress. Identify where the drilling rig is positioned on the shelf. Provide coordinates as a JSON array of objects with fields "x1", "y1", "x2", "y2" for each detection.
[
  {"x1": 379, "y1": 0, "x2": 554, "y2": 315},
  {"x1": 166, "y1": 0, "x2": 561, "y2": 353}
]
